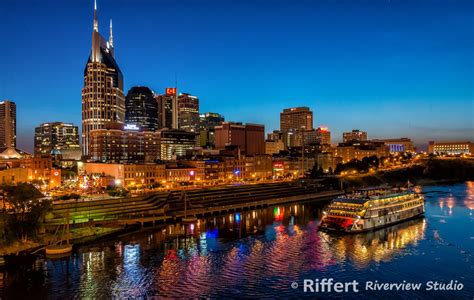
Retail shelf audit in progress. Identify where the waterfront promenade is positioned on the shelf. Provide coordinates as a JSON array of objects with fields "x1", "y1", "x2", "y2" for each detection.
[{"x1": 46, "y1": 182, "x2": 343, "y2": 227}]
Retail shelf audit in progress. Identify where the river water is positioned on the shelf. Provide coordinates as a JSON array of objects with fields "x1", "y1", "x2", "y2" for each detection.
[{"x1": 1, "y1": 183, "x2": 473, "y2": 299}]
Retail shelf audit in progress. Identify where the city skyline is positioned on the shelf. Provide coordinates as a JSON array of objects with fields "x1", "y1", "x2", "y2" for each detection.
[{"x1": 1, "y1": 0, "x2": 473, "y2": 152}]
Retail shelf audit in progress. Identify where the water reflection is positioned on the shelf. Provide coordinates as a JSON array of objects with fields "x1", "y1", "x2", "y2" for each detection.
[{"x1": 1, "y1": 183, "x2": 473, "y2": 298}]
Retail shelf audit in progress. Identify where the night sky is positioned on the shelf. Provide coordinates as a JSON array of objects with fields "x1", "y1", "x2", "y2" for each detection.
[{"x1": 0, "y1": 0, "x2": 473, "y2": 152}]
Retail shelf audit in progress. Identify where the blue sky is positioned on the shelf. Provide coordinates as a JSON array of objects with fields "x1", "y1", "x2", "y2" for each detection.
[{"x1": 0, "y1": 0, "x2": 473, "y2": 151}]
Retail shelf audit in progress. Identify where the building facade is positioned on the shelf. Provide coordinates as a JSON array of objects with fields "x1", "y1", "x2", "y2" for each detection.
[
  {"x1": 88, "y1": 125, "x2": 160, "y2": 163},
  {"x1": 81, "y1": 162, "x2": 166, "y2": 187},
  {"x1": 343, "y1": 129, "x2": 368, "y2": 143},
  {"x1": 177, "y1": 93, "x2": 200, "y2": 133},
  {"x1": 215, "y1": 122, "x2": 265, "y2": 156},
  {"x1": 158, "y1": 129, "x2": 197, "y2": 161},
  {"x1": 265, "y1": 139, "x2": 285, "y2": 155},
  {"x1": 34, "y1": 122, "x2": 80, "y2": 155},
  {"x1": 280, "y1": 107, "x2": 313, "y2": 132},
  {"x1": 372, "y1": 138, "x2": 415, "y2": 153},
  {"x1": 334, "y1": 141, "x2": 389, "y2": 163},
  {"x1": 156, "y1": 94, "x2": 174, "y2": 129},
  {"x1": 82, "y1": 3, "x2": 125, "y2": 157},
  {"x1": 125, "y1": 86, "x2": 159, "y2": 131},
  {"x1": 0, "y1": 100, "x2": 16, "y2": 148},
  {"x1": 428, "y1": 141, "x2": 473, "y2": 155},
  {"x1": 314, "y1": 127, "x2": 331, "y2": 145},
  {"x1": 199, "y1": 112, "x2": 224, "y2": 148}
]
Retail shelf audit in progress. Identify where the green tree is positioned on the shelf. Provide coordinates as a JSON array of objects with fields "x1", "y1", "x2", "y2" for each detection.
[{"x1": 2, "y1": 183, "x2": 51, "y2": 242}]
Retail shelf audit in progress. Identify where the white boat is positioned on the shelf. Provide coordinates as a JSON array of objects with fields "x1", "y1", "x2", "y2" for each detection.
[{"x1": 319, "y1": 187, "x2": 424, "y2": 233}]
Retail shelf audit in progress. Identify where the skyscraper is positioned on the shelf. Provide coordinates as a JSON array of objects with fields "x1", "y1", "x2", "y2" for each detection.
[
  {"x1": 34, "y1": 122, "x2": 80, "y2": 155},
  {"x1": 125, "y1": 86, "x2": 159, "y2": 131},
  {"x1": 178, "y1": 93, "x2": 200, "y2": 133},
  {"x1": 280, "y1": 107, "x2": 313, "y2": 132},
  {"x1": 156, "y1": 94, "x2": 174, "y2": 129},
  {"x1": 82, "y1": 0, "x2": 125, "y2": 157},
  {"x1": 0, "y1": 100, "x2": 16, "y2": 148}
]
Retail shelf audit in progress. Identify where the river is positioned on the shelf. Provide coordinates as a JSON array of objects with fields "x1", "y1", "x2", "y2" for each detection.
[{"x1": 1, "y1": 182, "x2": 473, "y2": 299}]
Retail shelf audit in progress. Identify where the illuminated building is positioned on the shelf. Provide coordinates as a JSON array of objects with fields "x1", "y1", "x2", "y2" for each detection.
[
  {"x1": 244, "y1": 155, "x2": 273, "y2": 179},
  {"x1": 272, "y1": 159, "x2": 300, "y2": 177},
  {"x1": 316, "y1": 152, "x2": 341, "y2": 173},
  {"x1": 314, "y1": 127, "x2": 331, "y2": 145},
  {"x1": 265, "y1": 139, "x2": 284, "y2": 155},
  {"x1": 215, "y1": 122, "x2": 265, "y2": 155},
  {"x1": 125, "y1": 86, "x2": 159, "y2": 131},
  {"x1": 428, "y1": 141, "x2": 473, "y2": 155},
  {"x1": 156, "y1": 93, "x2": 174, "y2": 129},
  {"x1": 343, "y1": 129, "x2": 367, "y2": 142},
  {"x1": 0, "y1": 100, "x2": 16, "y2": 148},
  {"x1": 88, "y1": 124, "x2": 160, "y2": 163},
  {"x1": 372, "y1": 138, "x2": 415, "y2": 153},
  {"x1": 280, "y1": 107, "x2": 313, "y2": 132},
  {"x1": 165, "y1": 165, "x2": 202, "y2": 182},
  {"x1": 334, "y1": 141, "x2": 389, "y2": 163},
  {"x1": 158, "y1": 129, "x2": 196, "y2": 161},
  {"x1": 199, "y1": 112, "x2": 224, "y2": 148},
  {"x1": 0, "y1": 168, "x2": 29, "y2": 185},
  {"x1": 34, "y1": 122, "x2": 80, "y2": 155},
  {"x1": 81, "y1": 162, "x2": 166, "y2": 187},
  {"x1": 177, "y1": 93, "x2": 200, "y2": 133},
  {"x1": 82, "y1": 1, "x2": 125, "y2": 157},
  {"x1": 267, "y1": 130, "x2": 283, "y2": 141}
]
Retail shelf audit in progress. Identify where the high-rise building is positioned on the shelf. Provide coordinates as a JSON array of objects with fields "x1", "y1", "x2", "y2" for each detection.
[
  {"x1": 156, "y1": 94, "x2": 174, "y2": 129},
  {"x1": 343, "y1": 129, "x2": 367, "y2": 142},
  {"x1": 0, "y1": 100, "x2": 16, "y2": 148},
  {"x1": 88, "y1": 124, "x2": 160, "y2": 163},
  {"x1": 280, "y1": 107, "x2": 313, "y2": 132},
  {"x1": 82, "y1": 1, "x2": 125, "y2": 157},
  {"x1": 125, "y1": 86, "x2": 159, "y2": 131},
  {"x1": 178, "y1": 93, "x2": 200, "y2": 133},
  {"x1": 215, "y1": 122, "x2": 265, "y2": 156},
  {"x1": 199, "y1": 112, "x2": 224, "y2": 147},
  {"x1": 34, "y1": 122, "x2": 80, "y2": 155}
]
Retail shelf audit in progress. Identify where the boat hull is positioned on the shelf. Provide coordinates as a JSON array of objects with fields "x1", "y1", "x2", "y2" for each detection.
[
  {"x1": 45, "y1": 244, "x2": 73, "y2": 255},
  {"x1": 320, "y1": 204, "x2": 425, "y2": 234}
]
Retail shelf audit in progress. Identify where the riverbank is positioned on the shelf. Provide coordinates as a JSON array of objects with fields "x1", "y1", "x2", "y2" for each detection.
[
  {"x1": 341, "y1": 158, "x2": 474, "y2": 188},
  {"x1": 0, "y1": 226, "x2": 126, "y2": 256}
]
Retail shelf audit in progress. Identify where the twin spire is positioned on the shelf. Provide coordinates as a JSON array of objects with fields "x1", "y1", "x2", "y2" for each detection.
[{"x1": 93, "y1": 0, "x2": 114, "y2": 48}]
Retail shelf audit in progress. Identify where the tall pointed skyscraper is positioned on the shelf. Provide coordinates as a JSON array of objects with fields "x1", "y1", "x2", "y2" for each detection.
[{"x1": 82, "y1": 0, "x2": 125, "y2": 157}]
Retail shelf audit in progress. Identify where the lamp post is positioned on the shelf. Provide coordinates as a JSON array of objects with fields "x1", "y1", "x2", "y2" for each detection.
[{"x1": 300, "y1": 126, "x2": 306, "y2": 178}]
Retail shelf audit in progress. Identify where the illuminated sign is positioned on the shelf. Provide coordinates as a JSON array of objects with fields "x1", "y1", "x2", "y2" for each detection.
[
  {"x1": 273, "y1": 162, "x2": 284, "y2": 171},
  {"x1": 124, "y1": 124, "x2": 140, "y2": 131},
  {"x1": 165, "y1": 88, "x2": 177, "y2": 95}
]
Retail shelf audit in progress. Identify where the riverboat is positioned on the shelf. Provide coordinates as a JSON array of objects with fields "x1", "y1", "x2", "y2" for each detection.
[{"x1": 319, "y1": 187, "x2": 424, "y2": 233}]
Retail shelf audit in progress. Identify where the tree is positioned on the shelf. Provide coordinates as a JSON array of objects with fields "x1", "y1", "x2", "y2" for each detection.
[{"x1": 2, "y1": 183, "x2": 51, "y2": 242}]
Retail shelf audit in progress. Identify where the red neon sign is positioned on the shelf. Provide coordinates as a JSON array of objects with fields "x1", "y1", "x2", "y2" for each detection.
[{"x1": 165, "y1": 88, "x2": 177, "y2": 95}]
